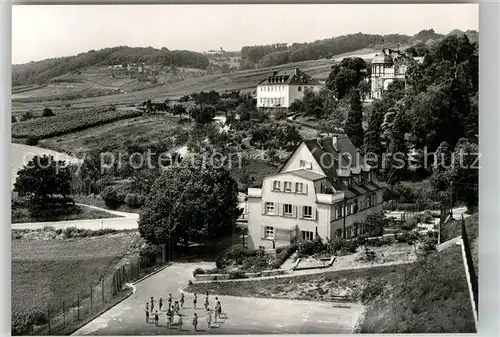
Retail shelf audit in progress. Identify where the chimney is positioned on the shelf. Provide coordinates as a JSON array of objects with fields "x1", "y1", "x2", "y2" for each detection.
[
  {"x1": 331, "y1": 135, "x2": 338, "y2": 150},
  {"x1": 294, "y1": 68, "x2": 298, "y2": 75}
]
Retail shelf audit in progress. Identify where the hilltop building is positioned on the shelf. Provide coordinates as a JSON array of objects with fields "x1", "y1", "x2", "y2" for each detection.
[
  {"x1": 256, "y1": 68, "x2": 323, "y2": 109},
  {"x1": 246, "y1": 134, "x2": 386, "y2": 250},
  {"x1": 370, "y1": 48, "x2": 424, "y2": 99}
]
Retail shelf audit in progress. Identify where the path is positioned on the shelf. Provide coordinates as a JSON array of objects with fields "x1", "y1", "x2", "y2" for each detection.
[
  {"x1": 12, "y1": 204, "x2": 139, "y2": 230},
  {"x1": 73, "y1": 263, "x2": 364, "y2": 335}
]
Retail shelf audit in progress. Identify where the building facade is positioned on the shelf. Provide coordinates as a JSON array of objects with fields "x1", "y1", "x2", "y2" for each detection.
[
  {"x1": 256, "y1": 68, "x2": 323, "y2": 109},
  {"x1": 246, "y1": 135, "x2": 386, "y2": 250},
  {"x1": 370, "y1": 48, "x2": 424, "y2": 100}
]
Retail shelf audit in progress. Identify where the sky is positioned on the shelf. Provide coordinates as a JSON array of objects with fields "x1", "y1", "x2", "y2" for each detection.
[{"x1": 12, "y1": 4, "x2": 478, "y2": 64}]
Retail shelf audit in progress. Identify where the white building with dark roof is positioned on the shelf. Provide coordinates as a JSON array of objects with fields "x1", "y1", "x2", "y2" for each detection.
[
  {"x1": 246, "y1": 134, "x2": 387, "y2": 251},
  {"x1": 370, "y1": 48, "x2": 425, "y2": 100},
  {"x1": 256, "y1": 68, "x2": 323, "y2": 108}
]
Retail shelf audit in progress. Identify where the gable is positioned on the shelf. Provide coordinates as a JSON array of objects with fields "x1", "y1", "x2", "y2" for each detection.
[{"x1": 280, "y1": 142, "x2": 326, "y2": 176}]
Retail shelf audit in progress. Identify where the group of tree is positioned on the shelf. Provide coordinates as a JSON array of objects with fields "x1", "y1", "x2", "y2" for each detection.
[
  {"x1": 239, "y1": 30, "x2": 463, "y2": 69},
  {"x1": 138, "y1": 160, "x2": 242, "y2": 253},
  {"x1": 12, "y1": 46, "x2": 209, "y2": 86},
  {"x1": 362, "y1": 33, "x2": 478, "y2": 211}
]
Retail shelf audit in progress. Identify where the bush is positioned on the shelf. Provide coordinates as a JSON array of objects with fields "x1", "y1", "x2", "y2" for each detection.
[
  {"x1": 100, "y1": 186, "x2": 125, "y2": 209},
  {"x1": 12, "y1": 115, "x2": 17, "y2": 123},
  {"x1": 360, "y1": 279, "x2": 385, "y2": 304},
  {"x1": 139, "y1": 244, "x2": 163, "y2": 269},
  {"x1": 20, "y1": 111, "x2": 34, "y2": 121},
  {"x1": 26, "y1": 137, "x2": 39, "y2": 146},
  {"x1": 124, "y1": 193, "x2": 145, "y2": 208},
  {"x1": 401, "y1": 217, "x2": 418, "y2": 231},
  {"x1": 326, "y1": 237, "x2": 359, "y2": 255},
  {"x1": 272, "y1": 243, "x2": 298, "y2": 269},
  {"x1": 42, "y1": 107, "x2": 54, "y2": 117},
  {"x1": 193, "y1": 267, "x2": 206, "y2": 277},
  {"x1": 228, "y1": 270, "x2": 248, "y2": 279},
  {"x1": 12, "y1": 308, "x2": 48, "y2": 335},
  {"x1": 297, "y1": 236, "x2": 325, "y2": 256}
]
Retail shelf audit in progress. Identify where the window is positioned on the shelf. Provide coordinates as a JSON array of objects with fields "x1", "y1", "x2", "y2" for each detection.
[
  {"x1": 336, "y1": 228, "x2": 342, "y2": 238},
  {"x1": 301, "y1": 230, "x2": 314, "y2": 241},
  {"x1": 273, "y1": 180, "x2": 281, "y2": 191},
  {"x1": 265, "y1": 202, "x2": 275, "y2": 215},
  {"x1": 265, "y1": 226, "x2": 274, "y2": 239},
  {"x1": 366, "y1": 195, "x2": 371, "y2": 208},
  {"x1": 303, "y1": 206, "x2": 313, "y2": 219},
  {"x1": 284, "y1": 181, "x2": 292, "y2": 192},
  {"x1": 300, "y1": 160, "x2": 312, "y2": 170},
  {"x1": 283, "y1": 204, "x2": 293, "y2": 216},
  {"x1": 346, "y1": 202, "x2": 352, "y2": 216},
  {"x1": 296, "y1": 182, "x2": 304, "y2": 193},
  {"x1": 336, "y1": 204, "x2": 342, "y2": 219},
  {"x1": 298, "y1": 86, "x2": 302, "y2": 91}
]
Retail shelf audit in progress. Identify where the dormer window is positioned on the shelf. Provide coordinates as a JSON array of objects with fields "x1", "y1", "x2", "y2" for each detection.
[
  {"x1": 273, "y1": 180, "x2": 281, "y2": 191},
  {"x1": 300, "y1": 160, "x2": 312, "y2": 170}
]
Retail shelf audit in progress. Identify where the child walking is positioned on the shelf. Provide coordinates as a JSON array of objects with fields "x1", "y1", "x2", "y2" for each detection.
[
  {"x1": 206, "y1": 309, "x2": 212, "y2": 328},
  {"x1": 168, "y1": 293, "x2": 172, "y2": 310},
  {"x1": 180, "y1": 293, "x2": 185, "y2": 309},
  {"x1": 154, "y1": 310, "x2": 159, "y2": 327},
  {"x1": 192, "y1": 313, "x2": 198, "y2": 331},
  {"x1": 177, "y1": 315, "x2": 183, "y2": 331},
  {"x1": 145, "y1": 303, "x2": 150, "y2": 323},
  {"x1": 193, "y1": 293, "x2": 198, "y2": 309},
  {"x1": 159, "y1": 296, "x2": 163, "y2": 311},
  {"x1": 150, "y1": 296, "x2": 155, "y2": 312}
]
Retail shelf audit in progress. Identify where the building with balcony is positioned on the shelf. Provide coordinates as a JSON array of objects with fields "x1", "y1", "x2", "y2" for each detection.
[
  {"x1": 370, "y1": 48, "x2": 424, "y2": 100},
  {"x1": 246, "y1": 134, "x2": 386, "y2": 250},
  {"x1": 256, "y1": 68, "x2": 323, "y2": 109}
]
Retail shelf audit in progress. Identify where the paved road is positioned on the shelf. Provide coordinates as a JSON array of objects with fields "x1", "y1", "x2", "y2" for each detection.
[
  {"x1": 12, "y1": 204, "x2": 139, "y2": 230},
  {"x1": 73, "y1": 263, "x2": 363, "y2": 335}
]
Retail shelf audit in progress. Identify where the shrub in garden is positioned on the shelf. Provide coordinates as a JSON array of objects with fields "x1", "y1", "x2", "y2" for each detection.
[
  {"x1": 193, "y1": 267, "x2": 206, "y2": 277},
  {"x1": 401, "y1": 217, "x2": 418, "y2": 231},
  {"x1": 42, "y1": 108, "x2": 54, "y2": 117},
  {"x1": 228, "y1": 270, "x2": 248, "y2": 279},
  {"x1": 360, "y1": 278, "x2": 385, "y2": 304},
  {"x1": 271, "y1": 243, "x2": 298, "y2": 269},
  {"x1": 124, "y1": 193, "x2": 145, "y2": 208},
  {"x1": 12, "y1": 308, "x2": 48, "y2": 335},
  {"x1": 139, "y1": 244, "x2": 163, "y2": 268},
  {"x1": 26, "y1": 137, "x2": 39, "y2": 146},
  {"x1": 297, "y1": 236, "x2": 325, "y2": 256},
  {"x1": 100, "y1": 186, "x2": 125, "y2": 209}
]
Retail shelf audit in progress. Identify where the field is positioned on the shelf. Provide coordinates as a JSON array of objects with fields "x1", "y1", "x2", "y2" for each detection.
[
  {"x1": 39, "y1": 114, "x2": 192, "y2": 154},
  {"x1": 11, "y1": 232, "x2": 141, "y2": 315},
  {"x1": 12, "y1": 107, "x2": 141, "y2": 140}
]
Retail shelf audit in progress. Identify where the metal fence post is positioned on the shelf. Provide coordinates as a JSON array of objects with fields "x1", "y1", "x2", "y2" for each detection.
[
  {"x1": 138, "y1": 256, "x2": 140, "y2": 279},
  {"x1": 102, "y1": 279, "x2": 105, "y2": 304},
  {"x1": 90, "y1": 285, "x2": 93, "y2": 310},
  {"x1": 47, "y1": 307, "x2": 51, "y2": 334},
  {"x1": 77, "y1": 293, "x2": 80, "y2": 320},
  {"x1": 63, "y1": 301, "x2": 66, "y2": 327},
  {"x1": 130, "y1": 263, "x2": 132, "y2": 281}
]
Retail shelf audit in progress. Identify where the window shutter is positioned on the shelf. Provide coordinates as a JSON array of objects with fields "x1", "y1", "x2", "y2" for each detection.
[
  {"x1": 298, "y1": 206, "x2": 303, "y2": 219},
  {"x1": 292, "y1": 205, "x2": 297, "y2": 218},
  {"x1": 304, "y1": 184, "x2": 308, "y2": 195},
  {"x1": 291, "y1": 182, "x2": 296, "y2": 193},
  {"x1": 261, "y1": 202, "x2": 266, "y2": 215},
  {"x1": 261, "y1": 225, "x2": 265, "y2": 239},
  {"x1": 313, "y1": 208, "x2": 318, "y2": 220},
  {"x1": 278, "y1": 203, "x2": 284, "y2": 216}
]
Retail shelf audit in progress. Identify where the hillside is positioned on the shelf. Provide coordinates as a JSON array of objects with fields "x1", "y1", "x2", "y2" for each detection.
[
  {"x1": 239, "y1": 29, "x2": 477, "y2": 69},
  {"x1": 12, "y1": 46, "x2": 209, "y2": 86}
]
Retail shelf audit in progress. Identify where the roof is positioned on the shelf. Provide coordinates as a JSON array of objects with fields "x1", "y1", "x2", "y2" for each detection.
[
  {"x1": 372, "y1": 52, "x2": 393, "y2": 64},
  {"x1": 280, "y1": 134, "x2": 386, "y2": 196},
  {"x1": 258, "y1": 68, "x2": 322, "y2": 86},
  {"x1": 289, "y1": 169, "x2": 326, "y2": 181}
]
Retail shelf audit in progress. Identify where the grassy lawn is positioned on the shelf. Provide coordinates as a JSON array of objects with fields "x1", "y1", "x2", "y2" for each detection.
[
  {"x1": 11, "y1": 204, "x2": 119, "y2": 224},
  {"x1": 12, "y1": 232, "x2": 141, "y2": 315},
  {"x1": 39, "y1": 114, "x2": 191, "y2": 154}
]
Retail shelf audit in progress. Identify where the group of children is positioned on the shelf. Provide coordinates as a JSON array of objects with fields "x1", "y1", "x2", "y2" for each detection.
[{"x1": 144, "y1": 292, "x2": 223, "y2": 331}]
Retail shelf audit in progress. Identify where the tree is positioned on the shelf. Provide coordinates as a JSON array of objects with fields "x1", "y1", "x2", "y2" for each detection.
[
  {"x1": 344, "y1": 90, "x2": 364, "y2": 149},
  {"x1": 20, "y1": 111, "x2": 34, "y2": 121},
  {"x1": 11, "y1": 115, "x2": 16, "y2": 123},
  {"x1": 172, "y1": 104, "x2": 187, "y2": 121},
  {"x1": 450, "y1": 138, "x2": 478, "y2": 212},
  {"x1": 326, "y1": 57, "x2": 368, "y2": 99},
  {"x1": 14, "y1": 155, "x2": 73, "y2": 213},
  {"x1": 364, "y1": 100, "x2": 385, "y2": 167},
  {"x1": 42, "y1": 107, "x2": 54, "y2": 117},
  {"x1": 138, "y1": 162, "x2": 242, "y2": 251},
  {"x1": 429, "y1": 141, "x2": 452, "y2": 202},
  {"x1": 189, "y1": 106, "x2": 215, "y2": 124}
]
